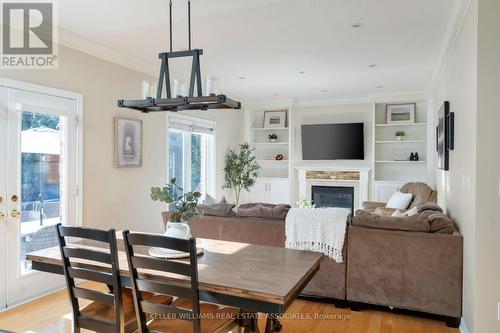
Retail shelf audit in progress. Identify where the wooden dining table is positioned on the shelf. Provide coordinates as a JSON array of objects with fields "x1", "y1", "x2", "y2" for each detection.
[{"x1": 27, "y1": 232, "x2": 323, "y2": 333}]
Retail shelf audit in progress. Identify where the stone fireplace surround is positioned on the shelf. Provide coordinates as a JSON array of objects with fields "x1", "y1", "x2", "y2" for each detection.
[{"x1": 296, "y1": 166, "x2": 371, "y2": 211}]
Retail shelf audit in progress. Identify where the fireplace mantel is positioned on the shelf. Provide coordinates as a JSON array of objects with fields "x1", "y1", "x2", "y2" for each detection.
[{"x1": 295, "y1": 166, "x2": 371, "y2": 210}]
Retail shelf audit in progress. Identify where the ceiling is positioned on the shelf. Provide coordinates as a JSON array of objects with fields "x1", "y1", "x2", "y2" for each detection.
[{"x1": 57, "y1": 0, "x2": 458, "y2": 101}]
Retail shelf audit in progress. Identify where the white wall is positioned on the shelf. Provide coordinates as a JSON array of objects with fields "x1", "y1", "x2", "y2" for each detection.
[
  {"x1": 0, "y1": 45, "x2": 244, "y2": 233},
  {"x1": 432, "y1": 1, "x2": 478, "y2": 330},
  {"x1": 434, "y1": 1, "x2": 500, "y2": 332},
  {"x1": 475, "y1": 0, "x2": 500, "y2": 331}
]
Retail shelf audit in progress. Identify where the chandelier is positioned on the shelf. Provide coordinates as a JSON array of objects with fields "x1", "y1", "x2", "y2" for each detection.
[{"x1": 118, "y1": 1, "x2": 241, "y2": 112}]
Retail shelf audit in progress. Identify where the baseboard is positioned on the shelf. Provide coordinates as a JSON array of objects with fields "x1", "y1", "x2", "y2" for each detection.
[{"x1": 459, "y1": 317, "x2": 469, "y2": 333}]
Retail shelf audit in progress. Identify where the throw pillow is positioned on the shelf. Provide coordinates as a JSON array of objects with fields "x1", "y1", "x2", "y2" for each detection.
[
  {"x1": 386, "y1": 191, "x2": 413, "y2": 210},
  {"x1": 202, "y1": 194, "x2": 216, "y2": 206},
  {"x1": 199, "y1": 203, "x2": 236, "y2": 217},
  {"x1": 391, "y1": 209, "x2": 403, "y2": 217},
  {"x1": 403, "y1": 206, "x2": 419, "y2": 216}
]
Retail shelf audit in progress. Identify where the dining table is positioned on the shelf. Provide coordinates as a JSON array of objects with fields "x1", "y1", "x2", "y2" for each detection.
[{"x1": 26, "y1": 231, "x2": 323, "y2": 333}]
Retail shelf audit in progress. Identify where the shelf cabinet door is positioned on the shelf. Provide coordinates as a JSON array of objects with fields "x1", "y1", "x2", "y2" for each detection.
[
  {"x1": 374, "y1": 181, "x2": 406, "y2": 202},
  {"x1": 268, "y1": 179, "x2": 289, "y2": 204},
  {"x1": 249, "y1": 178, "x2": 270, "y2": 203}
]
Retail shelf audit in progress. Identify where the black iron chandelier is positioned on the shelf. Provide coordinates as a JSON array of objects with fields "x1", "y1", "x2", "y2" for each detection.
[{"x1": 118, "y1": 0, "x2": 241, "y2": 112}]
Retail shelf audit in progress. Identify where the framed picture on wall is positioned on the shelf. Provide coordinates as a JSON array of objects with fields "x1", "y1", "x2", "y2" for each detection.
[
  {"x1": 115, "y1": 117, "x2": 142, "y2": 168},
  {"x1": 436, "y1": 101, "x2": 454, "y2": 171},
  {"x1": 263, "y1": 110, "x2": 287, "y2": 128},
  {"x1": 386, "y1": 103, "x2": 416, "y2": 124}
]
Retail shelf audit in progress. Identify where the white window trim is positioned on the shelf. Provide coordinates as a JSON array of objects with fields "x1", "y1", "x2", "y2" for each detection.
[{"x1": 166, "y1": 114, "x2": 216, "y2": 197}]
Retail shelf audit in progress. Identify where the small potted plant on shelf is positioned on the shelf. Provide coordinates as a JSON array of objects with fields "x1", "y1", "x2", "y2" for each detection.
[
  {"x1": 395, "y1": 130, "x2": 406, "y2": 141},
  {"x1": 150, "y1": 178, "x2": 202, "y2": 239},
  {"x1": 268, "y1": 133, "x2": 278, "y2": 143}
]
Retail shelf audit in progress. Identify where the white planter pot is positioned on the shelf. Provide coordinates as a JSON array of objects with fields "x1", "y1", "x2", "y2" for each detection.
[
  {"x1": 396, "y1": 136, "x2": 404, "y2": 141},
  {"x1": 269, "y1": 138, "x2": 277, "y2": 143},
  {"x1": 164, "y1": 221, "x2": 191, "y2": 239}
]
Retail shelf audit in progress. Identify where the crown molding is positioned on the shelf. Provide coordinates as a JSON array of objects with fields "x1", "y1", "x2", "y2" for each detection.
[
  {"x1": 57, "y1": 28, "x2": 158, "y2": 77},
  {"x1": 429, "y1": 0, "x2": 472, "y2": 92}
]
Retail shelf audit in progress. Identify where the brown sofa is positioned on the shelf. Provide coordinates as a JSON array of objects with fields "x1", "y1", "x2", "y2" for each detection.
[
  {"x1": 162, "y1": 200, "x2": 463, "y2": 327},
  {"x1": 349, "y1": 202, "x2": 463, "y2": 327},
  {"x1": 161, "y1": 212, "x2": 347, "y2": 303},
  {"x1": 361, "y1": 182, "x2": 438, "y2": 215}
]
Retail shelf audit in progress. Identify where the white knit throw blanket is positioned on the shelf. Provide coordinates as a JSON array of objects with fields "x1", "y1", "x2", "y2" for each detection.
[{"x1": 285, "y1": 208, "x2": 349, "y2": 263}]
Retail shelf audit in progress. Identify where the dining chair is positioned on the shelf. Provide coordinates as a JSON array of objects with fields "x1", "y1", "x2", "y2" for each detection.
[
  {"x1": 122, "y1": 231, "x2": 239, "y2": 333},
  {"x1": 56, "y1": 224, "x2": 172, "y2": 333}
]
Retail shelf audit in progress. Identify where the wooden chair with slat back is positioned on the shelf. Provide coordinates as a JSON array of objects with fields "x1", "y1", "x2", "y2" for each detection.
[
  {"x1": 123, "y1": 231, "x2": 239, "y2": 333},
  {"x1": 56, "y1": 224, "x2": 172, "y2": 333}
]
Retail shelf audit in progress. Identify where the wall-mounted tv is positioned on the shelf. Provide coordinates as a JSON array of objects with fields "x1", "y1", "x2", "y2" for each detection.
[{"x1": 301, "y1": 123, "x2": 364, "y2": 160}]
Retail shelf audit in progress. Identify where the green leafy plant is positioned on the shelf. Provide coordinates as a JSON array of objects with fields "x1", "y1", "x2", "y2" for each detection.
[
  {"x1": 150, "y1": 178, "x2": 202, "y2": 222},
  {"x1": 395, "y1": 130, "x2": 406, "y2": 137},
  {"x1": 223, "y1": 142, "x2": 260, "y2": 206},
  {"x1": 268, "y1": 133, "x2": 278, "y2": 140},
  {"x1": 297, "y1": 198, "x2": 316, "y2": 209}
]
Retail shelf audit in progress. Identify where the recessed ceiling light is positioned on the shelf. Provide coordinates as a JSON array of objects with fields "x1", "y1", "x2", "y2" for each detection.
[
  {"x1": 320, "y1": 89, "x2": 328, "y2": 93},
  {"x1": 376, "y1": 86, "x2": 383, "y2": 89},
  {"x1": 237, "y1": 76, "x2": 246, "y2": 80},
  {"x1": 369, "y1": 64, "x2": 377, "y2": 68},
  {"x1": 298, "y1": 71, "x2": 306, "y2": 74},
  {"x1": 352, "y1": 23, "x2": 363, "y2": 28},
  {"x1": 272, "y1": 93, "x2": 280, "y2": 96}
]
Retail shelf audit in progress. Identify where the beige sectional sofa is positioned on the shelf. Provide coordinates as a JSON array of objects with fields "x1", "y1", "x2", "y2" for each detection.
[{"x1": 162, "y1": 186, "x2": 463, "y2": 327}]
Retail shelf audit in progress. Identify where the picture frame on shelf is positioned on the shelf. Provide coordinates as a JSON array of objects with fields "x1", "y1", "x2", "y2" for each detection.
[
  {"x1": 263, "y1": 110, "x2": 287, "y2": 128},
  {"x1": 386, "y1": 103, "x2": 416, "y2": 124},
  {"x1": 115, "y1": 117, "x2": 142, "y2": 168}
]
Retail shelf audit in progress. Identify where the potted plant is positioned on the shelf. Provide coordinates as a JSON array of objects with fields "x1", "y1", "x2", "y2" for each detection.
[
  {"x1": 268, "y1": 133, "x2": 278, "y2": 143},
  {"x1": 395, "y1": 130, "x2": 406, "y2": 141},
  {"x1": 150, "y1": 178, "x2": 202, "y2": 239},
  {"x1": 223, "y1": 142, "x2": 260, "y2": 206}
]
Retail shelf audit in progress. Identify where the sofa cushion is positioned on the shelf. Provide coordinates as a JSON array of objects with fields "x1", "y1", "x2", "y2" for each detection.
[
  {"x1": 374, "y1": 207, "x2": 398, "y2": 216},
  {"x1": 352, "y1": 213, "x2": 430, "y2": 232},
  {"x1": 386, "y1": 191, "x2": 413, "y2": 209},
  {"x1": 416, "y1": 202, "x2": 444, "y2": 213},
  {"x1": 400, "y1": 182, "x2": 434, "y2": 208},
  {"x1": 237, "y1": 203, "x2": 290, "y2": 220},
  {"x1": 199, "y1": 203, "x2": 236, "y2": 217},
  {"x1": 419, "y1": 210, "x2": 455, "y2": 234}
]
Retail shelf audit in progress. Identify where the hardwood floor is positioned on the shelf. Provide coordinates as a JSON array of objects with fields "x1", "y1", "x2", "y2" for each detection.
[{"x1": 0, "y1": 282, "x2": 458, "y2": 333}]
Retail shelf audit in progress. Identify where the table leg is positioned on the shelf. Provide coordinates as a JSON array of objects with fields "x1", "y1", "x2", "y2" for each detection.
[
  {"x1": 242, "y1": 312, "x2": 260, "y2": 333},
  {"x1": 264, "y1": 317, "x2": 282, "y2": 333}
]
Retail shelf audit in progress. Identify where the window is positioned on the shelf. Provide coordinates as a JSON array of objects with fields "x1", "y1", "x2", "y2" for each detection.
[{"x1": 167, "y1": 115, "x2": 215, "y2": 199}]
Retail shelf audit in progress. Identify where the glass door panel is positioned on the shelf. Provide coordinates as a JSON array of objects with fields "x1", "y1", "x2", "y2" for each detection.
[
  {"x1": 19, "y1": 111, "x2": 66, "y2": 274},
  {"x1": 5, "y1": 87, "x2": 78, "y2": 307}
]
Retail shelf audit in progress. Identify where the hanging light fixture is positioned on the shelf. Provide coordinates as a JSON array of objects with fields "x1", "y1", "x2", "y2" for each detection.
[{"x1": 118, "y1": 0, "x2": 241, "y2": 112}]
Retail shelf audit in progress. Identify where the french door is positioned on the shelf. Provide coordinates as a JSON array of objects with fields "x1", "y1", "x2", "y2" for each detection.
[{"x1": 0, "y1": 81, "x2": 81, "y2": 309}]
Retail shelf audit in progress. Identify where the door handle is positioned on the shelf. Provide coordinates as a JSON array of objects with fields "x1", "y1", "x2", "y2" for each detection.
[
  {"x1": 10, "y1": 210, "x2": 20, "y2": 218},
  {"x1": 0, "y1": 212, "x2": 4, "y2": 220}
]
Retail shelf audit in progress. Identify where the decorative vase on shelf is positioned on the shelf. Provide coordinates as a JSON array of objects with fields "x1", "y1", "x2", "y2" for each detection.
[{"x1": 164, "y1": 221, "x2": 191, "y2": 239}]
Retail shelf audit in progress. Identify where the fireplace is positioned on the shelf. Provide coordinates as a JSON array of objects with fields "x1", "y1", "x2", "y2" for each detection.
[{"x1": 311, "y1": 186, "x2": 354, "y2": 214}]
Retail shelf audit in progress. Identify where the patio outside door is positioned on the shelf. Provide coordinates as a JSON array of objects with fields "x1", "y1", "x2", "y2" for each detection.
[{"x1": 0, "y1": 82, "x2": 81, "y2": 309}]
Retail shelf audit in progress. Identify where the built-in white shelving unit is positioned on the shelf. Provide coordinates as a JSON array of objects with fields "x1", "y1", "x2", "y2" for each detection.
[
  {"x1": 247, "y1": 109, "x2": 290, "y2": 179},
  {"x1": 242, "y1": 107, "x2": 292, "y2": 204},
  {"x1": 372, "y1": 100, "x2": 431, "y2": 201}
]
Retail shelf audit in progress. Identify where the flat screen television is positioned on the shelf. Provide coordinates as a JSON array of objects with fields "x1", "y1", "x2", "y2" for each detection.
[{"x1": 301, "y1": 123, "x2": 364, "y2": 160}]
